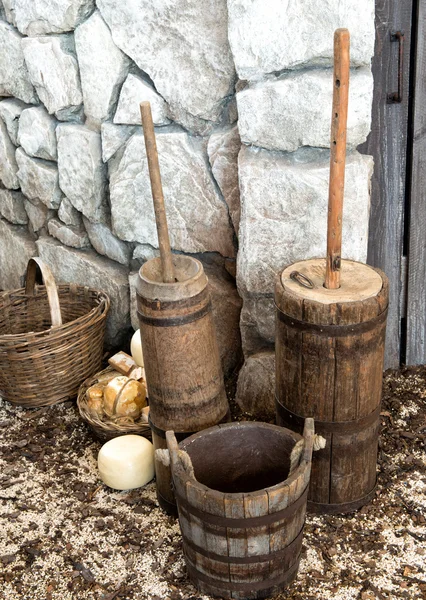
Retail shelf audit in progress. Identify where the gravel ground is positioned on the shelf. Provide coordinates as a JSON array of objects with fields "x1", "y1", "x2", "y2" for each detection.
[{"x1": 0, "y1": 366, "x2": 425, "y2": 600}]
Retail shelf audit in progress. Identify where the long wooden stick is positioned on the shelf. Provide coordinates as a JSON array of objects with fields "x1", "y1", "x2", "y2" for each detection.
[
  {"x1": 140, "y1": 101, "x2": 175, "y2": 283},
  {"x1": 325, "y1": 28, "x2": 350, "y2": 290}
]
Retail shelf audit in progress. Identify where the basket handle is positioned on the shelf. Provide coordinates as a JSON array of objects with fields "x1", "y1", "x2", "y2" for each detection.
[{"x1": 25, "y1": 258, "x2": 62, "y2": 328}]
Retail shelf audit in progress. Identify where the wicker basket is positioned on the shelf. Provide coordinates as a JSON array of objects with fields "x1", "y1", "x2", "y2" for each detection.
[
  {"x1": 77, "y1": 366, "x2": 151, "y2": 442},
  {"x1": 0, "y1": 258, "x2": 110, "y2": 408}
]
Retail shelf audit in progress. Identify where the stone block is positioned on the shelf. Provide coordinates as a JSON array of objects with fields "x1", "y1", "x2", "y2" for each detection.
[
  {"x1": 48, "y1": 217, "x2": 90, "y2": 248},
  {"x1": 228, "y1": 0, "x2": 375, "y2": 79},
  {"x1": 208, "y1": 125, "x2": 241, "y2": 234},
  {"x1": 100, "y1": 122, "x2": 137, "y2": 162},
  {"x1": 0, "y1": 22, "x2": 37, "y2": 104},
  {"x1": 237, "y1": 146, "x2": 373, "y2": 295},
  {"x1": 56, "y1": 124, "x2": 107, "y2": 222},
  {"x1": 0, "y1": 119, "x2": 19, "y2": 189},
  {"x1": 0, "y1": 218, "x2": 36, "y2": 290},
  {"x1": 109, "y1": 130, "x2": 235, "y2": 256},
  {"x1": 14, "y1": 0, "x2": 95, "y2": 35},
  {"x1": 0, "y1": 98, "x2": 30, "y2": 145},
  {"x1": 24, "y1": 199, "x2": 55, "y2": 233},
  {"x1": 114, "y1": 73, "x2": 169, "y2": 126},
  {"x1": 16, "y1": 148, "x2": 61, "y2": 208},
  {"x1": 237, "y1": 68, "x2": 373, "y2": 152},
  {"x1": 0, "y1": 188, "x2": 27, "y2": 224},
  {"x1": 83, "y1": 218, "x2": 132, "y2": 265},
  {"x1": 22, "y1": 35, "x2": 83, "y2": 121},
  {"x1": 240, "y1": 294, "x2": 275, "y2": 356},
  {"x1": 235, "y1": 351, "x2": 275, "y2": 420},
  {"x1": 75, "y1": 10, "x2": 130, "y2": 126},
  {"x1": 18, "y1": 106, "x2": 58, "y2": 160},
  {"x1": 58, "y1": 197, "x2": 82, "y2": 227}
]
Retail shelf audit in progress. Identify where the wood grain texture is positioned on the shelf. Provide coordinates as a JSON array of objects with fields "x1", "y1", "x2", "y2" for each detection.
[
  {"x1": 325, "y1": 29, "x2": 350, "y2": 290},
  {"x1": 140, "y1": 101, "x2": 175, "y2": 283},
  {"x1": 169, "y1": 422, "x2": 311, "y2": 599},
  {"x1": 360, "y1": 0, "x2": 414, "y2": 368},
  {"x1": 275, "y1": 259, "x2": 389, "y2": 512},
  {"x1": 407, "y1": 0, "x2": 426, "y2": 364}
]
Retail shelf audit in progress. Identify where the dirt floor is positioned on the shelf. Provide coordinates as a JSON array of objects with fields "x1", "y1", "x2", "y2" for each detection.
[{"x1": 0, "y1": 366, "x2": 425, "y2": 600}]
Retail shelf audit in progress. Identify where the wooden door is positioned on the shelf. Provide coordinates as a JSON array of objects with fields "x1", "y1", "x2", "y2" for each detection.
[
  {"x1": 361, "y1": 0, "x2": 414, "y2": 368},
  {"x1": 406, "y1": 0, "x2": 426, "y2": 364}
]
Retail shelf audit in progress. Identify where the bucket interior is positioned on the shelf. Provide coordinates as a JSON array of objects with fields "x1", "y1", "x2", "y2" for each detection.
[{"x1": 181, "y1": 424, "x2": 298, "y2": 494}]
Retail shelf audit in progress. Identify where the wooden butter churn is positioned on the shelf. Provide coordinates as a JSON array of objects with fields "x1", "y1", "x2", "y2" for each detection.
[{"x1": 275, "y1": 30, "x2": 389, "y2": 513}]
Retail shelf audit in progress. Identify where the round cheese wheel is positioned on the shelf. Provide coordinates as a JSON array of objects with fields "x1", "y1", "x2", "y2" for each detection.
[
  {"x1": 130, "y1": 330, "x2": 144, "y2": 368},
  {"x1": 98, "y1": 435, "x2": 154, "y2": 490}
]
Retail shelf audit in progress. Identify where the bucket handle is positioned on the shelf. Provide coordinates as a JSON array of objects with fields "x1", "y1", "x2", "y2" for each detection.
[
  {"x1": 25, "y1": 258, "x2": 62, "y2": 328},
  {"x1": 164, "y1": 430, "x2": 196, "y2": 480},
  {"x1": 289, "y1": 418, "x2": 325, "y2": 475}
]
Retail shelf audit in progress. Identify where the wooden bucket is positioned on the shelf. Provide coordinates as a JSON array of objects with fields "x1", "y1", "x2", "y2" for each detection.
[
  {"x1": 166, "y1": 419, "x2": 314, "y2": 599},
  {"x1": 275, "y1": 258, "x2": 389, "y2": 514},
  {"x1": 137, "y1": 255, "x2": 229, "y2": 514}
]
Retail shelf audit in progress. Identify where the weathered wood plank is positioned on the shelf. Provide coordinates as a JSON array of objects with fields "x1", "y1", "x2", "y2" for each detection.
[
  {"x1": 360, "y1": 0, "x2": 414, "y2": 368},
  {"x1": 407, "y1": 0, "x2": 426, "y2": 364}
]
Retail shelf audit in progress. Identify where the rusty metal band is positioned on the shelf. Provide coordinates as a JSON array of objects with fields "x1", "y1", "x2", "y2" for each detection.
[
  {"x1": 275, "y1": 306, "x2": 388, "y2": 337},
  {"x1": 137, "y1": 287, "x2": 209, "y2": 310},
  {"x1": 183, "y1": 526, "x2": 304, "y2": 565},
  {"x1": 185, "y1": 554, "x2": 300, "y2": 593},
  {"x1": 137, "y1": 300, "x2": 212, "y2": 327},
  {"x1": 308, "y1": 483, "x2": 377, "y2": 515},
  {"x1": 149, "y1": 408, "x2": 231, "y2": 440},
  {"x1": 276, "y1": 400, "x2": 381, "y2": 436},
  {"x1": 156, "y1": 490, "x2": 178, "y2": 517},
  {"x1": 176, "y1": 485, "x2": 308, "y2": 529}
]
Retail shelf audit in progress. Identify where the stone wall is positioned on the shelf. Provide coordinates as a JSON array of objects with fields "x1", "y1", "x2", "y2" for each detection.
[{"x1": 0, "y1": 0, "x2": 375, "y2": 411}]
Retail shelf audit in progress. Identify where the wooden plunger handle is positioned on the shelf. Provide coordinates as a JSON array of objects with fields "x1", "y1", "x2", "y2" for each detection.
[
  {"x1": 140, "y1": 101, "x2": 175, "y2": 283},
  {"x1": 325, "y1": 28, "x2": 350, "y2": 290}
]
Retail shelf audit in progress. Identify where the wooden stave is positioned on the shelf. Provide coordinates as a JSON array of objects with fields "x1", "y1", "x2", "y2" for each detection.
[
  {"x1": 170, "y1": 422, "x2": 313, "y2": 599},
  {"x1": 275, "y1": 259, "x2": 389, "y2": 512}
]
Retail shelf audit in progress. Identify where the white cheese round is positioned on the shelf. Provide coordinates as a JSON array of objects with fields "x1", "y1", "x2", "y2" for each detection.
[
  {"x1": 130, "y1": 329, "x2": 144, "y2": 368},
  {"x1": 98, "y1": 434, "x2": 154, "y2": 490}
]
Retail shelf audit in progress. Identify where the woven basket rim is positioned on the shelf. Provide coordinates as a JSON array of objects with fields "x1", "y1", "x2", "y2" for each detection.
[
  {"x1": 0, "y1": 284, "x2": 110, "y2": 344},
  {"x1": 77, "y1": 366, "x2": 151, "y2": 437}
]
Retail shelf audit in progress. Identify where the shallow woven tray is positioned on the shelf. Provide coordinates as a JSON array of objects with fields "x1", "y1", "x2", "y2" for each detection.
[
  {"x1": 77, "y1": 366, "x2": 151, "y2": 442},
  {"x1": 0, "y1": 258, "x2": 109, "y2": 408}
]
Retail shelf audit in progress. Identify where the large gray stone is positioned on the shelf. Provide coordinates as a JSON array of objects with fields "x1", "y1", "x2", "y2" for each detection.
[
  {"x1": 0, "y1": 22, "x2": 37, "y2": 104},
  {"x1": 109, "y1": 130, "x2": 235, "y2": 257},
  {"x1": 0, "y1": 98, "x2": 30, "y2": 145},
  {"x1": 18, "y1": 106, "x2": 58, "y2": 160},
  {"x1": 132, "y1": 244, "x2": 158, "y2": 266},
  {"x1": 75, "y1": 10, "x2": 130, "y2": 127},
  {"x1": 22, "y1": 35, "x2": 83, "y2": 121},
  {"x1": 24, "y1": 199, "x2": 55, "y2": 233},
  {"x1": 228, "y1": 0, "x2": 375, "y2": 80},
  {"x1": 235, "y1": 351, "x2": 275, "y2": 420},
  {"x1": 36, "y1": 236, "x2": 130, "y2": 346},
  {"x1": 0, "y1": 218, "x2": 36, "y2": 290},
  {"x1": 0, "y1": 187, "x2": 26, "y2": 224},
  {"x1": 14, "y1": 0, "x2": 95, "y2": 35},
  {"x1": 202, "y1": 257, "x2": 243, "y2": 377},
  {"x1": 58, "y1": 196, "x2": 82, "y2": 227},
  {"x1": 56, "y1": 124, "x2": 107, "y2": 222},
  {"x1": 83, "y1": 217, "x2": 132, "y2": 265},
  {"x1": 0, "y1": 188, "x2": 27, "y2": 224},
  {"x1": 237, "y1": 146, "x2": 373, "y2": 295},
  {"x1": 100, "y1": 122, "x2": 137, "y2": 162},
  {"x1": 237, "y1": 68, "x2": 373, "y2": 152},
  {"x1": 16, "y1": 147, "x2": 62, "y2": 208},
  {"x1": 97, "y1": 0, "x2": 235, "y2": 128},
  {"x1": 208, "y1": 125, "x2": 241, "y2": 234},
  {"x1": 113, "y1": 73, "x2": 169, "y2": 126},
  {"x1": 0, "y1": 120, "x2": 19, "y2": 189},
  {"x1": 48, "y1": 217, "x2": 90, "y2": 248},
  {"x1": 240, "y1": 294, "x2": 274, "y2": 356}
]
